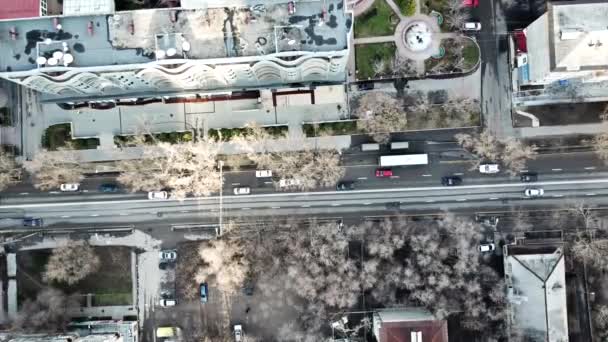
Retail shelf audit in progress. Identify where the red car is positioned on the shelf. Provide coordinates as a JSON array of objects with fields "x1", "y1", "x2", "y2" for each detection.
[
  {"x1": 462, "y1": 0, "x2": 479, "y2": 7},
  {"x1": 375, "y1": 169, "x2": 393, "y2": 177}
]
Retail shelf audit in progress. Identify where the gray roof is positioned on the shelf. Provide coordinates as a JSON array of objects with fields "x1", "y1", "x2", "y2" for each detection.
[
  {"x1": 506, "y1": 249, "x2": 569, "y2": 342},
  {"x1": 0, "y1": 2, "x2": 351, "y2": 74},
  {"x1": 524, "y1": 13, "x2": 551, "y2": 83},
  {"x1": 550, "y1": 1, "x2": 608, "y2": 71}
]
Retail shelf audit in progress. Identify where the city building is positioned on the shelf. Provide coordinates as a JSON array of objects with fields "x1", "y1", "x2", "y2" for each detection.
[
  {"x1": 0, "y1": 319, "x2": 138, "y2": 342},
  {"x1": 504, "y1": 244, "x2": 569, "y2": 342},
  {"x1": 0, "y1": 1, "x2": 352, "y2": 102},
  {"x1": 513, "y1": 0, "x2": 608, "y2": 86},
  {"x1": 372, "y1": 308, "x2": 449, "y2": 342}
]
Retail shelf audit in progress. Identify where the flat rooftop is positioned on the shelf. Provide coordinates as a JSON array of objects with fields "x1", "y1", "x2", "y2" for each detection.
[
  {"x1": 0, "y1": 1, "x2": 351, "y2": 73},
  {"x1": 551, "y1": 1, "x2": 608, "y2": 70}
]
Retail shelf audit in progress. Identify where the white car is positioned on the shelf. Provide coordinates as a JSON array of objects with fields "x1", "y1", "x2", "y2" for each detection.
[
  {"x1": 159, "y1": 299, "x2": 176, "y2": 307},
  {"x1": 234, "y1": 325, "x2": 243, "y2": 342},
  {"x1": 279, "y1": 178, "x2": 301, "y2": 188},
  {"x1": 478, "y1": 243, "x2": 495, "y2": 253},
  {"x1": 524, "y1": 188, "x2": 544, "y2": 197},
  {"x1": 159, "y1": 250, "x2": 177, "y2": 261},
  {"x1": 60, "y1": 183, "x2": 80, "y2": 192},
  {"x1": 255, "y1": 170, "x2": 273, "y2": 178},
  {"x1": 462, "y1": 22, "x2": 482, "y2": 31},
  {"x1": 233, "y1": 187, "x2": 251, "y2": 195},
  {"x1": 148, "y1": 191, "x2": 168, "y2": 200},
  {"x1": 479, "y1": 164, "x2": 500, "y2": 174}
]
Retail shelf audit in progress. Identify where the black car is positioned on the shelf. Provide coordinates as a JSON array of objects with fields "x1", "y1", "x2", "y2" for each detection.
[
  {"x1": 336, "y1": 181, "x2": 355, "y2": 191},
  {"x1": 520, "y1": 173, "x2": 538, "y2": 182},
  {"x1": 99, "y1": 183, "x2": 119, "y2": 193},
  {"x1": 357, "y1": 82, "x2": 374, "y2": 91},
  {"x1": 441, "y1": 176, "x2": 462, "y2": 186},
  {"x1": 23, "y1": 218, "x2": 43, "y2": 227}
]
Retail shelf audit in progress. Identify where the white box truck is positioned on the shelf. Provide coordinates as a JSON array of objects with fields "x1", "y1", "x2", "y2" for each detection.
[{"x1": 361, "y1": 143, "x2": 380, "y2": 151}]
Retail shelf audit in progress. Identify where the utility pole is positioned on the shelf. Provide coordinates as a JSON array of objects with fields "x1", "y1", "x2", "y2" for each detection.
[{"x1": 218, "y1": 160, "x2": 224, "y2": 236}]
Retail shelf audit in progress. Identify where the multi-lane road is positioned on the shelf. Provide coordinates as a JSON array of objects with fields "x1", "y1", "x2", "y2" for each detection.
[{"x1": 1, "y1": 151, "x2": 608, "y2": 230}]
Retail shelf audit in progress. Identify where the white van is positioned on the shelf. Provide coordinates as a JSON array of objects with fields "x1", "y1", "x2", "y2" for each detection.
[
  {"x1": 463, "y1": 22, "x2": 481, "y2": 31},
  {"x1": 390, "y1": 142, "x2": 409, "y2": 150},
  {"x1": 255, "y1": 170, "x2": 272, "y2": 178},
  {"x1": 361, "y1": 143, "x2": 380, "y2": 151},
  {"x1": 234, "y1": 325, "x2": 243, "y2": 342}
]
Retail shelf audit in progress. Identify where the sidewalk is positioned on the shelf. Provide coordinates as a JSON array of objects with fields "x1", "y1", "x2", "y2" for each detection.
[{"x1": 516, "y1": 123, "x2": 608, "y2": 138}]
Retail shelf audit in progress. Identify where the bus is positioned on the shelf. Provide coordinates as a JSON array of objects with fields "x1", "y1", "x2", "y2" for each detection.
[{"x1": 379, "y1": 154, "x2": 428, "y2": 167}]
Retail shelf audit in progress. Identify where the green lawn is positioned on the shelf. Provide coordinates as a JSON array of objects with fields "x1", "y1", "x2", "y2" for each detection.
[
  {"x1": 395, "y1": 0, "x2": 417, "y2": 16},
  {"x1": 355, "y1": 43, "x2": 397, "y2": 80},
  {"x1": 354, "y1": 0, "x2": 399, "y2": 38},
  {"x1": 17, "y1": 246, "x2": 133, "y2": 307},
  {"x1": 462, "y1": 41, "x2": 481, "y2": 69},
  {"x1": 41, "y1": 123, "x2": 100, "y2": 150},
  {"x1": 425, "y1": 38, "x2": 479, "y2": 74}
]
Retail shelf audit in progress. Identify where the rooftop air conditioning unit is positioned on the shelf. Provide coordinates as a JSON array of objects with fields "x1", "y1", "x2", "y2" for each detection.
[{"x1": 516, "y1": 53, "x2": 528, "y2": 67}]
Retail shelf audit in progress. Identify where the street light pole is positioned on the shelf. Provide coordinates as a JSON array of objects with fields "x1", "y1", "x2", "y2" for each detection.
[{"x1": 218, "y1": 160, "x2": 224, "y2": 237}]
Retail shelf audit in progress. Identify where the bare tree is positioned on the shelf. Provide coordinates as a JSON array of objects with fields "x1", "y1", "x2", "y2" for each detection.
[
  {"x1": 571, "y1": 235, "x2": 608, "y2": 271},
  {"x1": 391, "y1": 55, "x2": 414, "y2": 76},
  {"x1": 232, "y1": 125, "x2": 344, "y2": 190},
  {"x1": 447, "y1": 0, "x2": 465, "y2": 13},
  {"x1": 12, "y1": 287, "x2": 80, "y2": 332},
  {"x1": 118, "y1": 138, "x2": 222, "y2": 199},
  {"x1": 23, "y1": 148, "x2": 85, "y2": 190},
  {"x1": 0, "y1": 151, "x2": 21, "y2": 191},
  {"x1": 594, "y1": 305, "x2": 608, "y2": 340},
  {"x1": 446, "y1": 10, "x2": 469, "y2": 30},
  {"x1": 355, "y1": 93, "x2": 407, "y2": 143},
  {"x1": 373, "y1": 59, "x2": 386, "y2": 76},
  {"x1": 197, "y1": 239, "x2": 250, "y2": 295},
  {"x1": 44, "y1": 242, "x2": 100, "y2": 285},
  {"x1": 456, "y1": 130, "x2": 537, "y2": 174},
  {"x1": 592, "y1": 132, "x2": 608, "y2": 162}
]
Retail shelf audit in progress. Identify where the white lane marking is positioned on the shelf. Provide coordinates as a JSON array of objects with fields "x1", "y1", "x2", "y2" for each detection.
[
  {"x1": 425, "y1": 200, "x2": 435, "y2": 203},
  {"x1": 422, "y1": 174, "x2": 432, "y2": 177},
  {"x1": 456, "y1": 199, "x2": 467, "y2": 202},
  {"x1": 82, "y1": 190, "x2": 89, "y2": 193},
  {"x1": 357, "y1": 177, "x2": 368, "y2": 180},
  {"x1": 90, "y1": 214, "x2": 99, "y2": 217},
  {"x1": 553, "y1": 194, "x2": 564, "y2": 198},
  {"x1": 10, "y1": 178, "x2": 608, "y2": 209},
  {"x1": 520, "y1": 170, "x2": 528, "y2": 173},
  {"x1": 19, "y1": 192, "x2": 29, "y2": 195},
  {"x1": 119, "y1": 213, "x2": 128, "y2": 216},
  {"x1": 49, "y1": 191, "x2": 60, "y2": 194},
  {"x1": 585, "y1": 166, "x2": 596, "y2": 170},
  {"x1": 363, "y1": 202, "x2": 372, "y2": 205},
  {"x1": 264, "y1": 181, "x2": 273, "y2": 184},
  {"x1": 301, "y1": 205, "x2": 311, "y2": 208},
  {"x1": 231, "y1": 183, "x2": 240, "y2": 186},
  {"x1": 586, "y1": 193, "x2": 596, "y2": 196},
  {"x1": 60, "y1": 215, "x2": 70, "y2": 218},
  {"x1": 453, "y1": 173, "x2": 464, "y2": 176},
  {"x1": 552, "y1": 168, "x2": 563, "y2": 172},
  {"x1": 149, "y1": 212, "x2": 157, "y2": 215},
  {"x1": 489, "y1": 197, "x2": 499, "y2": 200},
  {"x1": 241, "y1": 207, "x2": 251, "y2": 210},
  {"x1": 271, "y1": 206, "x2": 281, "y2": 209},
  {"x1": 390, "y1": 176, "x2": 400, "y2": 179},
  {"x1": 210, "y1": 209, "x2": 218, "y2": 212},
  {"x1": 331, "y1": 203, "x2": 341, "y2": 206},
  {"x1": 180, "y1": 210, "x2": 189, "y2": 213}
]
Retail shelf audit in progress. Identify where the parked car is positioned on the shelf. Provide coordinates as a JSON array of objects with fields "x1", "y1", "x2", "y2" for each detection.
[
  {"x1": 159, "y1": 250, "x2": 177, "y2": 261},
  {"x1": 462, "y1": 22, "x2": 482, "y2": 31},
  {"x1": 336, "y1": 181, "x2": 355, "y2": 191},
  {"x1": 60, "y1": 183, "x2": 80, "y2": 192},
  {"x1": 233, "y1": 187, "x2": 251, "y2": 195},
  {"x1": 375, "y1": 169, "x2": 393, "y2": 178},
  {"x1": 520, "y1": 173, "x2": 538, "y2": 182},
  {"x1": 99, "y1": 183, "x2": 119, "y2": 192},
  {"x1": 200, "y1": 283, "x2": 209, "y2": 303},
  {"x1": 148, "y1": 191, "x2": 168, "y2": 200},
  {"x1": 23, "y1": 217, "x2": 43, "y2": 227},
  {"x1": 255, "y1": 170, "x2": 272, "y2": 178},
  {"x1": 441, "y1": 176, "x2": 462, "y2": 186},
  {"x1": 234, "y1": 325, "x2": 243, "y2": 342},
  {"x1": 357, "y1": 82, "x2": 375, "y2": 91},
  {"x1": 524, "y1": 188, "x2": 544, "y2": 197},
  {"x1": 159, "y1": 299, "x2": 176, "y2": 307},
  {"x1": 478, "y1": 243, "x2": 496, "y2": 253},
  {"x1": 479, "y1": 164, "x2": 500, "y2": 174},
  {"x1": 462, "y1": 0, "x2": 479, "y2": 7}
]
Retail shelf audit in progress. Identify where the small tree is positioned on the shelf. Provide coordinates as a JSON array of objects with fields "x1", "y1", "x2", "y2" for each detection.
[
  {"x1": 23, "y1": 147, "x2": 85, "y2": 190},
  {"x1": 196, "y1": 239, "x2": 250, "y2": 295},
  {"x1": 446, "y1": 10, "x2": 469, "y2": 29},
  {"x1": 0, "y1": 151, "x2": 21, "y2": 191},
  {"x1": 12, "y1": 287, "x2": 79, "y2": 332},
  {"x1": 44, "y1": 242, "x2": 100, "y2": 285},
  {"x1": 355, "y1": 93, "x2": 407, "y2": 143}
]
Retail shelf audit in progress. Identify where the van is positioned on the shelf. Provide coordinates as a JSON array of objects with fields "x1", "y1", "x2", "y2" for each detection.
[
  {"x1": 390, "y1": 142, "x2": 409, "y2": 150},
  {"x1": 234, "y1": 325, "x2": 243, "y2": 342},
  {"x1": 279, "y1": 178, "x2": 301, "y2": 188},
  {"x1": 255, "y1": 170, "x2": 272, "y2": 178},
  {"x1": 361, "y1": 143, "x2": 380, "y2": 151}
]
